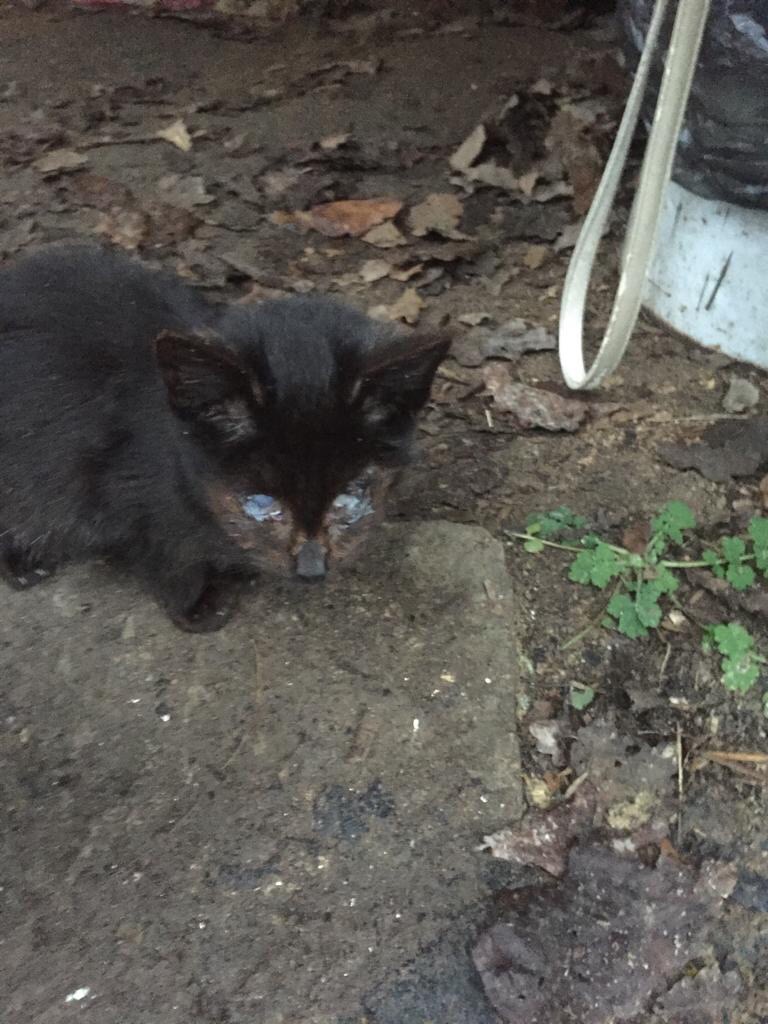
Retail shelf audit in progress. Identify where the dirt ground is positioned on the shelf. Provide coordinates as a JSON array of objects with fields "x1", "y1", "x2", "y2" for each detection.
[{"x1": 0, "y1": 4, "x2": 766, "y2": 1023}]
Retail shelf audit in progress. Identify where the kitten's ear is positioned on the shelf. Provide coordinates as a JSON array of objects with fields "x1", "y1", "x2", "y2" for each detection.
[
  {"x1": 353, "y1": 331, "x2": 452, "y2": 414},
  {"x1": 155, "y1": 331, "x2": 261, "y2": 444}
]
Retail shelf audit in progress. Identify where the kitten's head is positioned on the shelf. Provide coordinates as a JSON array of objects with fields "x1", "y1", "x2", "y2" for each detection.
[{"x1": 155, "y1": 297, "x2": 450, "y2": 579}]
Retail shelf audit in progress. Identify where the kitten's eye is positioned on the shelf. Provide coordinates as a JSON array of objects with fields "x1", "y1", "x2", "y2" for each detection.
[
  {"x1": 329, "y1": 474, "x2": 375, "y2": 528},
  {"x1": 243, "y1": 493, "x2": 285, "y2": 522}
]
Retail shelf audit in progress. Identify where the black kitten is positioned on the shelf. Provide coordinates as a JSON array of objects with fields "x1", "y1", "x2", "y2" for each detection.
[{"x1": 0, "y1": 243, "x2": 449, "y2": 631}]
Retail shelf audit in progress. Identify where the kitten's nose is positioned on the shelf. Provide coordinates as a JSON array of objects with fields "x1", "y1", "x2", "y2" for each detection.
[{"x1": 295, "y1": 540, "x2": 327, "y2": 581}]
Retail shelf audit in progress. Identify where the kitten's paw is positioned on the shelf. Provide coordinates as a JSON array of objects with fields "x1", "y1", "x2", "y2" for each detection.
[
  {"x1": 0, "y1": 545, "x2": 57, "y2": 590},
  {"x1": 168, "y1": 578, "x2": 240, "y2": 633}
]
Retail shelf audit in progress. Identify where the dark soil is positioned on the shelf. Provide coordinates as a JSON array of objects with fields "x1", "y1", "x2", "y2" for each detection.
[{"x1": 0, "y1": 4, "x2": 766, "y2": 1022}]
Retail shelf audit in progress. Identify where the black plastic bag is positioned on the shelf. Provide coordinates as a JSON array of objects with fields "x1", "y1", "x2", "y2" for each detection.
[{"x1": 619, "y1": 0, "x2": 768, "y2": 209}]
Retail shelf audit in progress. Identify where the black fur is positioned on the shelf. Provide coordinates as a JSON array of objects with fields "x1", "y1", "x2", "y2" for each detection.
[{"x1": 0, "y1": 243, "x2": 449, "y2": 630}]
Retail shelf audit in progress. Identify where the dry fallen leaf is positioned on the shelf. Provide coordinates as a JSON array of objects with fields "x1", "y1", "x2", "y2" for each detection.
[
  {"x1": 319, "y1": 131, "x2": 351, "y2": 151},
  {"x1": 369, "y1": 288, "x2": 423, "y2": 325},
  {"x1": 481, "y1": 786, "x2": 596, "y2": 877},
  {"x1": 157, "y1": 173, "x2": 214, "y2": 209},
  {"x1": 359, "y1": 258, "x2": 391, "y2": 283},
  {"x1": 554, "y1": 219, "x2": 583, "y2": 252},
  {"x1": 314, "y1": 58, "x2": 380, "y2": 79},
  {"x1": 483, "y1": 364, "x2": 588, "y2": 431},
  {"x1": 95, "y1": 208, "x2": 148, "y2": 251},
  {"x1": 262, "y1": 167, "x2": 309, "y2": 200},
  {"x1": 71, "y1": 173, "x2": 134, "y2": 210},
  {"x1": 449, "y1": 123, "x2": 487, "y2": 173},
  {"x1": 34, "y1": 148, "x2": 88, "y2": 174},
  {"x1": 458, "y1": 311, "x2": 492, "y2": 327},
  {"x1": 274, "y1": 197, "x2": 403, "y2": 239},
  {"x1": 466, "y1": 161, "x2": 519, "y2": 192},
  {"x1": 452, "y1": 318, "x2": 556, "y2": 367},
  {"x1": 408, "y1": 192, "x2": 465, "y2": 239},
  {"x1": 475, "y1": 844, "x2": 737, "y2": 1024},
  {"x1": 546, "y1": 108, "x2": 603, "y2": 215},
  {"x1": 389, "y1": 262, "x2": 423, "y2": 282},
  {"x1": 523, "y1": 244, "x2": 550, "y2": 270},
  {"x1": 155, "y1": 118, "x2": 193, "y2": 153},
  {"x1": 361, "y1": 220, "x2": 408, "y2": 248}
]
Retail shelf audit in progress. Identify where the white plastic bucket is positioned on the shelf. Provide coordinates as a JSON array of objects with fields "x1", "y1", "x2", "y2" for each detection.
[{"x1": 643, "y1": 179, "x2": 768, "y2": 368}]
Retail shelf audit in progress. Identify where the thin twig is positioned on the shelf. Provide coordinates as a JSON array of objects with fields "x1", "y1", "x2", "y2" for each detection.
[
  {"x1": 561, "y1": 583, "x2": 620, "y2": 650},
  {"x1": 563, "y1": 771, "x2": 589, "y2": 801},
  {"x1": 659, "y1": 642, "x2": 672, "y2": 683},
  {"x1": 676, "y1": 722, "x2": 684, "y2": 847},
  {"x1": 701, "y1": 750, "x2": 768, "y2": 765}
]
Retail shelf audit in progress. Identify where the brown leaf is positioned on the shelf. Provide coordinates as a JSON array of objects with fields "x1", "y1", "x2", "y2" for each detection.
[
  {"x1": 475, "y1": 845, "x2": 735, "y2": 1024},
  {"x1": 71, "y1": 173, "x2": 134, "y2": 210},
  {"x1": 481, "y1": 786, "x2": 597, "y2": 877},
  {"x1": 408, "y1": 192, "x2": 464, "y2": 239},
  {"x1": 483, "y1": 365, "x2": 587, "y2": 431},
  {"x1": 34, "y1": 148, "x2": 88, "y2": 174},
  {"x1": 369, "y1": 288, "x2": 423, "y2": 325},
  {"x1": 95, "y1": 208, "x2": 148, "y2": 250},
  {"x1": 546, "y1": 108, "x2": 603, "y2": 215},
  {"x1": 659, "y1": 417, "x2": 768, "y2": 482},
  {"x1": 452, "y1": 319, "x2": 556, "y2": 368},
  {"x1": 621, "y1": 521, "x2": 650, "y2": 555},
  {"x1": 274, "y1": 198, "x2": 402, "y2": 238}
]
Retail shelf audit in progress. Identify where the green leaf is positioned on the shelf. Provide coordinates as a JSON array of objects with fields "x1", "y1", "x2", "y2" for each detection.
[
  {"x1": 722, "y1": 658, "x2": 760, "y2": 693},
  {"x1": 634, "y1": 581, "x2": 663, "y2": 628},
  {"x1": 569, "y1": 542, "x2": 625, "y2": 589},
  {"x1": 524, "y1": 537, "x2": 545, "y2": 553},
  {"x1": 606, "y1": 593, "x2": 648, "y2": 638},
  {"x1": 726, "y1": 562, "x2": 756, "y2": 591},
  {"x1": 721, "y1": 536, "x2": 746, "y2": 563},
  {"x1": 525, "y1": 506, "x2": 587, "y2": 539},
  {"x1": 653, "y1": 565, "x2": 679, "y2": 595},
  {"x1": 748, "y1": 516, "x2": 768, "y2": 572},
  {"x1": 703, "y1": 622, "x2": 761, "y2": 693},
  {"x1": 650, "y1": 501, "x2": 696, "y2": 545},
  {"x1": 702, "y1": 549, "x2": 725, "y2": 579},
  {"x1": 580, "y1": 533, "x2": 602, "y2": 549},
  {"x1": 570, "y1": 684, "x2": 596, "y2": 710},
  {"x1": 709, "y1": 622, "x2": 754, "y2": 658}
]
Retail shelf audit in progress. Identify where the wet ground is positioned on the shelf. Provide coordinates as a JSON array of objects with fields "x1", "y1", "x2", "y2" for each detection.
[{"x1": 0, "y1": 4, "x2": 767, "y2": 1022}]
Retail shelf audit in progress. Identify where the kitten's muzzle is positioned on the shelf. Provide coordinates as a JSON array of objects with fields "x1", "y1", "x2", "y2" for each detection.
[{"x1": 295, "y1": 539, "x2": 327, "y2": 581}]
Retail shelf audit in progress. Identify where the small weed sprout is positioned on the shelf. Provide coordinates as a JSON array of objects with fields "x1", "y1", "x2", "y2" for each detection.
[{"x1": 511, "y1": 501, "x2": 768, "y2": 700}]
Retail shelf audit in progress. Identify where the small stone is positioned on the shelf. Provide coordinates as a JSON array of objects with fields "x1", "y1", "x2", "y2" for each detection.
[{"x1": 722, "y1": 375, "x2": 760, "y2": 413}]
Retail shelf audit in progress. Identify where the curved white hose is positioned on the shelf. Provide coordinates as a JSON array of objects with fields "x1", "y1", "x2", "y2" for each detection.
[{"x1": 558, "y1": 0, "x2": 712, "y2": 390}]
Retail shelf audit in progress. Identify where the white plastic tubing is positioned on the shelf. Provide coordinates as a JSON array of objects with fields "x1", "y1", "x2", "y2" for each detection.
[{"x1": 558, "y1": 0, "x2": 712, "y2": 390}]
